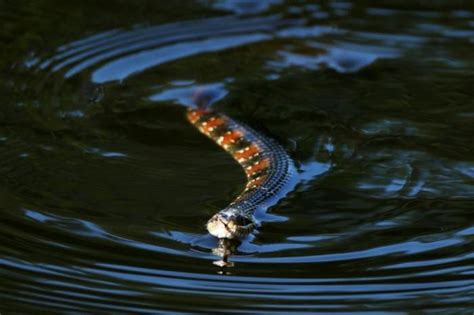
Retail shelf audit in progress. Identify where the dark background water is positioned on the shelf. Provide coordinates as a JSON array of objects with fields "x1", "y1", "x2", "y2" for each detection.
[{"x1": 1, "y1": 0, "x2": 474, "y2": 313}]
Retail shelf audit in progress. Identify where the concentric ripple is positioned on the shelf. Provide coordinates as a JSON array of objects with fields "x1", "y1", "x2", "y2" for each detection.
[{"x1": 2, "y1": 0, "x2": 474, "y2": 313}]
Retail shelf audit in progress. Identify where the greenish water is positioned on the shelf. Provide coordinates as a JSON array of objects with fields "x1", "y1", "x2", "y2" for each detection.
[{"x1": 1, "y1": 0, "x2": 474, "y2": 313}]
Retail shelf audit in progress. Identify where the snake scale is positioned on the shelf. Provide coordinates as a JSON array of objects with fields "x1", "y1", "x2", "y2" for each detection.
[{"x1": 186, "y1": 107, "x2": 296, "y2": 239}]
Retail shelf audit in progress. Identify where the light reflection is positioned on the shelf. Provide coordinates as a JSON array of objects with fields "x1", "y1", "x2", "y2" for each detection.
[
  {"x1": 24, "y1": 208, "x2": 111, "y2": 238},
  {"x1": 204, "y1": 0, "x2": 283, "y2": 15},
  {"x1": 353, "y1": 31, "x2": 426, "y2": 46},
  {"x1": 149, "y1": 82, "x2": 227, "y2": 107},
  {"x1": 329, "y1": 1, "x2": 352, "y2": 10},
  {"x1": 43, "y1": 16, "x2": 274, "y2": 70},
  {"x1": 451, "y1": 10, "x2": 474, "y2": 18},
  {"x1": 456, "y1": 226, "x2": 474, "y2": 236},
  {"x1": 59, "y1": 110, "x2": 85, "y2": 118},
  {"x1": 299, "y1": 161, "x2": 331, "y2": 182},
  {"x1": 382, "y1": 252, "x2": 474, "y2": 270},
  {"x1": 84, "y1": 147, "x2": 127, "y2": 158},
  {"x1": 91, "y1": 33, "x2": 270, "y2": 83},
  {"x1": 270, "y1": 41, "x2": 399, "y2": 74},
  {"x1": 275, "y1": 25, "x2": 341, "y2": 38},
  {"x1": 237, "y1": 238, "x2": 465, "y2": 264},
  {"x1": 361, "y1": 119, "x2": 419, "y2": 136},
  {"x1": 442, "y1": 29, "x2": 474, "y2": 39},
  {"x1": 455, "y1": 162, "x2": 474, "y2": 178}
]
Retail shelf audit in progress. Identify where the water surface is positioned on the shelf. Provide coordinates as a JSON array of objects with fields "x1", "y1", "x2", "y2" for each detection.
[{"x1": 1, "y1": 0, "x2": 474, "y2": 313}]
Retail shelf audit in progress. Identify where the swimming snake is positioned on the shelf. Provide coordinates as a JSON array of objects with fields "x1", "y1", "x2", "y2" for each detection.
[{"x1": 186, "y1": 106, "x2": 296, "y2": 240}]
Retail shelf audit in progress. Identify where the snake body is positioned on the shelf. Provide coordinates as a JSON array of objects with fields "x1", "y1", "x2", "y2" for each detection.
[{"x1": 187, "y1": 108, "x2": 296, "y2": 239}]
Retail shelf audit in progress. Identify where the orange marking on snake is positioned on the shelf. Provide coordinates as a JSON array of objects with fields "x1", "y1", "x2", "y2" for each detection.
[
  {"x1": 234, "y1": 144, "x2": 260, "y2": 161},
  {"x1": 200, "y1": 117, "x2": 225, "y2": 133},
  {"x1": 187, "y1": 110, "x2": 204, "y2": 124},
  {"x1": 219, "y1": 130, "x2": 242, "y2": 146}
]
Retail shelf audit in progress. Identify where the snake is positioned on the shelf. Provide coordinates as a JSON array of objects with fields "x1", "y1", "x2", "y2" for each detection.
[{"x1": 186, "y1": 106, "x2": 296, "y2": 240}]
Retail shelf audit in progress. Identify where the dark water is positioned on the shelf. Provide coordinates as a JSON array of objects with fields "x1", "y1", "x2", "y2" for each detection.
[{"x1": 1, "y1": 0, "x2": 474, "y2": 313}]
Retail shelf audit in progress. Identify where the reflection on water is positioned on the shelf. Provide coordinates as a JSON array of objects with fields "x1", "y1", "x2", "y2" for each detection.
[{"x1": 1, "y1": 0, "x2": 474, "y2": 313}]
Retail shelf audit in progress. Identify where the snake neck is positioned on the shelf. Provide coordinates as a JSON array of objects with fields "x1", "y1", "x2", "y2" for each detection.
[{"x1": 187, "y1": 108, "x2": 295, "y2": 239}]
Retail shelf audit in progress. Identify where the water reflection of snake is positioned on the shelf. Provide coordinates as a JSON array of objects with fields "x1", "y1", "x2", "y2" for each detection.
[{"x1": 187, "y1": 97, "x2": 296, "y2": 265}]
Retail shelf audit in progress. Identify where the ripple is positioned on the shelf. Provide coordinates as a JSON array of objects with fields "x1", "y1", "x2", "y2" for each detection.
[
  {"x1": 1, "y1": 253, "x2": 472, "y2": 313},
  {"x1": 38, "y1": 15, "x2": 297, "y2": 80},
  {"x1": 41, "y1": 15, "x2": 279, "y2": 69},
  {"x1": 28, "y1": 3, "x2": 470, "y2": 92}
]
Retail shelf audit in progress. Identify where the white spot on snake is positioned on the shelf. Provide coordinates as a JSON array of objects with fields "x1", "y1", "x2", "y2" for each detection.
[{"x1": 236, "y1": 146, "x2": 252, "y2": 154}]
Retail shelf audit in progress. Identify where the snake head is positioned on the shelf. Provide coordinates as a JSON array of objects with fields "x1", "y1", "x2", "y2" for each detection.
[{"x1": 206, "y1": 208, "x2": 254, "y2": 239}]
